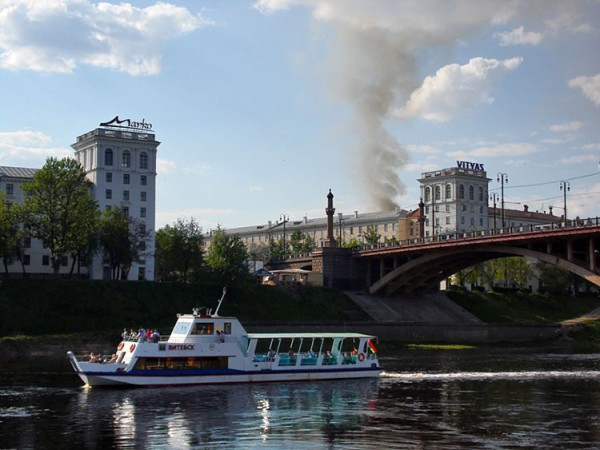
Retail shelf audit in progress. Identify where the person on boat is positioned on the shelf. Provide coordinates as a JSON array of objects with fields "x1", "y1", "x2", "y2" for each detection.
[
  {"x1": 268, "y1": 349, "x2": 276, "y2": 361},
  {"x1": 138, "y1": 328, "x2": 146, "y2": 342},
  {"x1": 108, "y1": 353, "x2": 118, "y2": 363},
  {"x1": 121, "y1": 328, "x2": 128, "y2": 340},
  {"x1": 217, "y1": 330, "x2": 225, "y2": 343},
  {"x1": 152, "y1": 330, "x2": 161, "y2": 343}
]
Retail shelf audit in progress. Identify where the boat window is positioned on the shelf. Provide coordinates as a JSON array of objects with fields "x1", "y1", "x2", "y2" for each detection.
[
  {"x1": 133, "y1": 357, "x2": 227, "y2": 370},
  {"x1": 223, "y1": 322, "x2": 232, "y2": 334},
  {"x1": 191, "y1": 322, "x2": 214, "y2": 335}
]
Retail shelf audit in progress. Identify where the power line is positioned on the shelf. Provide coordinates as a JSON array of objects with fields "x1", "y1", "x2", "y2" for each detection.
[{"x1": 489, "y1": 171, "x2": 600, "y2": 191}]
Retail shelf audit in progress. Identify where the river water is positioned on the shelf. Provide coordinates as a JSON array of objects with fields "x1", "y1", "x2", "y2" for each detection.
[{"x1": 1, "y1": 344, "x2": 599, "y2": 449}]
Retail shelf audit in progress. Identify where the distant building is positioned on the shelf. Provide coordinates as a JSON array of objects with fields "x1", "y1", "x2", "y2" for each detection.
[{"x1": 0, "y1": 117, "x2": 159, "y2": 280}]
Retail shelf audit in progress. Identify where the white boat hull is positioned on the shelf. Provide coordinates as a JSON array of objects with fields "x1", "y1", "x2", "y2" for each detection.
[{"x1": 76, "y1": 368, "x2": 381, "y2": 387}]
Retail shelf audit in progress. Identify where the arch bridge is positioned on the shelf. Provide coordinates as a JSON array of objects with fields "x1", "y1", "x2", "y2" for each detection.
[{"x1": 353, "y1": 220, "x2": 600, "y2": 296}]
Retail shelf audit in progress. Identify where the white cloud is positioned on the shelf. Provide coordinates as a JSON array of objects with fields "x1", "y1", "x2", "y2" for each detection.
[
  {"x1": 569, "y1": 74, "x2": 600, "y2": 106},
  {"x1": 0, "y1": 130, "x2": 71, "y2": 165},
  {"x1": 448, "y1": 142, "x2": 539, "y2": 159},
  {"x1": 181, "y1": 164, "x2": 212, "y2": 175},
  {"x1": 0, "y1": 0, "x2": 211, "y2": 75},
  {"x1": 495, "y1": 26, "x2": 544, "y2": 46},
  {"x1": 397, "y1": 57, "x2": 523, "y2": 122},
  {"x1": 156, "y1": 158, "x2": 177, "y2": 175},
  {"x1": 249, "y1": 185, "x2": 265, "y2": 192},
  {"x1": 549, "y1": 121, "x2": 583, "y2": 132},
  {"x1": 558, "y1": 154, "x2": 598, "y2": 165}
]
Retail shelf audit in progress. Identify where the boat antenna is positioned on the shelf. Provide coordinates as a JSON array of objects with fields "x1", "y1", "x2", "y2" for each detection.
[{"x1": 213, "y1": 287, "x2": 227, "y2": 317}]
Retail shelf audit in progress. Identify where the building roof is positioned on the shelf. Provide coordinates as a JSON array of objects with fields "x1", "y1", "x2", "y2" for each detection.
[
  {"x1": 222, "y1": 209, "x2": 409, "y2": 236},
  {"x1": 490, "y1": 206, "x2": 561, "y2": 223},
  {"x1": 0, "y1": 166, "x2": 38, "y2": 179}
]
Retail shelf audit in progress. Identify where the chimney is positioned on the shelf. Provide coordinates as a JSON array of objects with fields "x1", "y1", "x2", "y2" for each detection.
[
  {"x1": 523, "y1": 205, "x2": 528, "y2": 212},
  {"x1": 549, "y1": 206, "x2": 553, "y2": 216},
  {"x1": 303, "y1": 215, "x2": 308, "y2": 223},
  {"x1": 354, "y1": 210, "x2": 359, "y2": 219}
]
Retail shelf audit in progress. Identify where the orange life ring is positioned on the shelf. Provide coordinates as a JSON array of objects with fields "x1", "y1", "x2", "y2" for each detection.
[
  {"x1": 358, "y1": 352, "x2": 365, "y2": 362},
  {"x1": 117, "y1": 342, "x2": 124, "y2": 351},
  {"x1": 130, "y1": 344, "x2": 136, "y2": 352}
]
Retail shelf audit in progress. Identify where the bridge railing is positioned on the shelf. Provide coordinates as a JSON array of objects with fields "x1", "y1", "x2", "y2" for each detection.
[{"x1": 351, "y1": 216, "x2": 600, "y2": 253}]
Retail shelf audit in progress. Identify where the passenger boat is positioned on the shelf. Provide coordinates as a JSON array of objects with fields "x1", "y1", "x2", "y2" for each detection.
[{"x1": 67, "y1": 290, "x2": 381, "y2": 387}]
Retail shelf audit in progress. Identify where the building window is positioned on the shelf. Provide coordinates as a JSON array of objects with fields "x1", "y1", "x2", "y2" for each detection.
[
  {"x1": 42, "y1": 255, "x2": 49, "y2": 266},
  {"x1": 461, "y1": 216, "x2": 465, "y2": 224},
  {"x1": 459, "y1": 184, "x2": 465, "y2": 199},
  {"x1": 105, "y1": 148, "x2": 113, "y2": 166},
  {"x1": 425, "y1": 206, "x2": 430, "y2": 214},
  {"x1": 141, "y1": 175, "x2": 147, "y2": 186},
  {"x1": 138, "y1": 267, "x2": 146, "y2": 281},
  {"x1": 435, "y1": 185, "x2": 441, "y2": 201},
  {"x1": 478, "y1": 186, "x2": 484, "y2": 202},
  {"x1": 445, "y1": 184, "x2": 451, "y2": 199},
  {"x1": 384, "y1": 224, "x2": 388, "y2": 232},
  {"x1": 106, "y1": 189, "x2": 112, "y2": 199},
  {"x1": 470, "y1": 217, "x2": 475, "y2": 226},
  {"x1": 446, "y1": 217, "x2": 450, "y2": 224},
  {"x1": 123, "y1": 190, "x2": 129, "y2": 201},
  {"x1": 6, "y1": 184, "x2": 13, "y2": 195},
  {"x1": 23, "y1": 237, "x2": 31, "y2": 248},
  {"x1": 424, "y1": 187, "x2": 431, "y2": 202},
  {"x1": 469, "y1": 185, "x2": 474, "y2": 200},
  {"x1": 479, "y1": 205, "x2": 484, "y2": 214},
  {"x1": 140, "y1": 152, "x2": 148, "y2": 169},
  {"x1": 140, "y1": 207, "x2": 146, "y2": 218},
  {"x1": 123, "y1": 207, "x2": 129, "y2": 217},
  {"x1": 106, "y1": 172, "x2": 112, "y2": 183},
  {"x1": 123, "y1": 174, "x2": 130, "y2": 184},
  {"x1": 446, "y1": 204, "x2": 450, "y2": 212},
  {"x1": 122, "y1": 150, "x2": 131, "y2": 168},
  {"x1": 141, "y1": 191, "x2": 146, "y2": 202},
  {"x1": 480, "y1": 218, "x2": 484, "y2": 226}
]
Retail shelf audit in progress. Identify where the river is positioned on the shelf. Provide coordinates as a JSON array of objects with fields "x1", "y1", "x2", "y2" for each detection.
[{"x1": 1, "y1": 344, "x2": 599, "y2": 449}]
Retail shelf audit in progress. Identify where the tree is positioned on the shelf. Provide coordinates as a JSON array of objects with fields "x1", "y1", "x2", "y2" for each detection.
[
  {"x1": 205, "y1": 226, "x2": 250, "y2": 286},
  {"x1": 21, "y1": 157, "x2": 99, "y2": 276},
  {"x1": 155, "y1": 218, "x2": 203, "y2": 282},
  {"x1": 0, "y1": 195, "x2": 23, "y2": 275},
  {"x1": 289, "y1": 230, "x2": 306, "y2": 255},
  {"x1": 363, "y1": 225, "x2": 381, "y2": 244},
  {"x1": 537, "y1": 262, "x2": 570, "y2": 296},
  {"x1": 99, "y1": 208, "x2": 130, "y2": 280}
]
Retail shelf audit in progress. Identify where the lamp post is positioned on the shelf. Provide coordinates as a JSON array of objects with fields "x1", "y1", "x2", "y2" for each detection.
[
  {"x1": 338, "y1": 212, "x2": 344, "y2": 247},
  {"x1": 560, "y1": 181, "x2": 570, "y2": 226},
  {"x1": 490, "y1": 193, "x2": 499, "y2": 231},
  {"x1": 497, "y1": 173, "x2": 508, "y2": 228},
  {"x1": 280, "y1": 214, "x2": 289, "y2": 256}
]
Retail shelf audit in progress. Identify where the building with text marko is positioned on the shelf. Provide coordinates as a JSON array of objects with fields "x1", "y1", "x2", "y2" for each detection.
[{"x1": 0, "y1": 117, "x2": 158, "y2": 280}]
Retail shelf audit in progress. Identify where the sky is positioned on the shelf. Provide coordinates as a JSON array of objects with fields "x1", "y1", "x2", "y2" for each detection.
[{"x1": 1, "y1": 0, "x2": 600, "y2": 232}]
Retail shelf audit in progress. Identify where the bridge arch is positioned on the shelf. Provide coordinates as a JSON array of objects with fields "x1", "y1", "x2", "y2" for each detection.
[{"x1": 370, "y1": 244, "x2": 600, "y2": 296}]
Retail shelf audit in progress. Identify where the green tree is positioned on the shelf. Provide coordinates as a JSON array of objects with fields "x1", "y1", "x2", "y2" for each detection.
[
  {"x1": 537, "y1": 262, "x2": 570, "y2": 296},
  {"x1": 363, "y1": 225, "x2": 381, "y2": 244},
  {"x1": 289, "y1": 230, "x2": 306, "y2": 255},
  {"x1": 0, "y1": 195, "x2": 23, "y2": 275},
  {"x1": 205, "y1": 226, "x2": 249, "y2": 286},
  {"x1": 99, "y1": 208, "x2": 130, "y2": 280},
  {"x1": 21, "y1": 157, "x2": 99, "y2": 276},
  {"x1": 155, "y1": 218, "x2": 203, "y2": 283}
]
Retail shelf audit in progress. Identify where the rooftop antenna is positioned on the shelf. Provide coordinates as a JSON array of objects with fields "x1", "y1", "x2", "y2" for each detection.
[{"x1": 213, "y1": 287, "x2": 227, "y2": 317}]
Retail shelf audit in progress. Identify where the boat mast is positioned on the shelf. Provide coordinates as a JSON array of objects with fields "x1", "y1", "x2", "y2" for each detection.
[{"x1": 213, "y1": 287, "x2": 227, "y2": 317}]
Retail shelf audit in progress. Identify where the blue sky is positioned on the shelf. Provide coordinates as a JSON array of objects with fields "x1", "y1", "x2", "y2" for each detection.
[{"x1": 1, "y1": 0, "x2": 600, "y2": 231}]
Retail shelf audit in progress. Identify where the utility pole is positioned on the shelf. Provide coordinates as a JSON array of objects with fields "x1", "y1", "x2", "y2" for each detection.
[
  {"x1": 490, "y1": 192, "x2": 498, "y2": 231},
  {"x1": 497, "y1": 173, "x2": 508, "y2": 228},
  {"x1": 560, "y1": 180, "x2": 570, "y2": 226},
  {"x1": 279, "y1": 213, "x2": 289, "y2": 256}
]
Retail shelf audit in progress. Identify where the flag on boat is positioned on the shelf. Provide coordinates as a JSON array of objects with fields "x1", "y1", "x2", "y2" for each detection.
[{"x1": 368, "y1": 340, "x2": 377, "y2": 354}]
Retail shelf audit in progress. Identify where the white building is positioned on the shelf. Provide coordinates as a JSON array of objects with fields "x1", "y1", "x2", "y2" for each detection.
[
  {"x1": 419, "y1": 163, "x2": 490, "y2": 237},
  {"x1": 0, "y1": 118, "x2": 159, "y2": 280}
]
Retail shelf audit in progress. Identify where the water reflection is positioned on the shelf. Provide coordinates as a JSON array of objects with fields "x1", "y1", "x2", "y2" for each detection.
[
  {"x1": 1, "y1": 347, "x2": 599, "y2": 449},
  {"x1": 69, "y1": 379, "x2": 380, "y2": 448}
]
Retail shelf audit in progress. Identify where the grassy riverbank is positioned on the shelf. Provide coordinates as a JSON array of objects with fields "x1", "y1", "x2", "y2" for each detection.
[{"x1": 1, "y1": 280, "x2": 600, "y2": 360}]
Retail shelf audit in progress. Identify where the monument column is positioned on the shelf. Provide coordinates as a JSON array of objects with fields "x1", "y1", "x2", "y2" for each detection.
[{"x1": 324, "y1": 189, "x2": 337, "y2": 247}]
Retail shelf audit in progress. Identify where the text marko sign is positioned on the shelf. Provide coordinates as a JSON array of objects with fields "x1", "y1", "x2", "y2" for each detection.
[{"x1": 100, "y1": 116, "x2": 153, "y2": 131}]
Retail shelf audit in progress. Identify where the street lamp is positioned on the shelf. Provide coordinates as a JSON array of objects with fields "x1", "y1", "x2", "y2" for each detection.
[
  {"x1": 490, "y1": 192, "x2": 499, "y2": 231},
  {"x1": 497, "y1": 173, "x2": 508, "y2": 228},
  {"x1": 560, "y1": 181, "x2": 570, "y2": 226},
  {"x1": 338, "y1": 212, "x2": 344, "y2": 247},
  {"x1": 280, "y1": 214, "x2": 289, "y2": 256}
]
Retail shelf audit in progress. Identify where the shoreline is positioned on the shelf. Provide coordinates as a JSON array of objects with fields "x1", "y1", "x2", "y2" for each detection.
[{"x1": 2, "y1": 321, "x2": 592, "y2": 363}]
